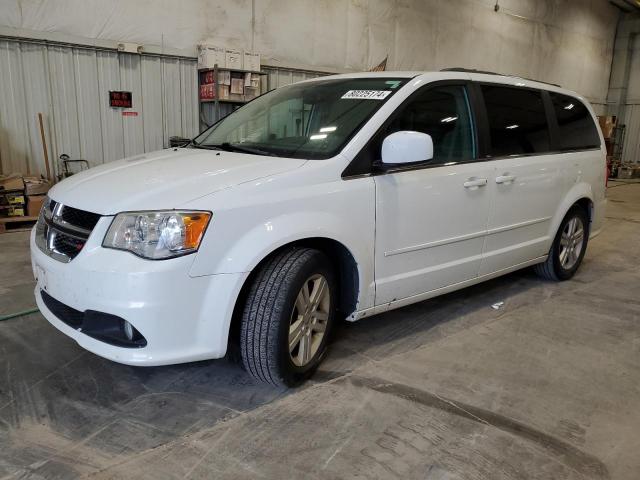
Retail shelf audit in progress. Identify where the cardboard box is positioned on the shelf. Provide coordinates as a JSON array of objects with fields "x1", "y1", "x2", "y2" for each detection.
[
  {"x1": 1, "y1": 192, "x2": 25, "y2": 206},
  {"x1": 230, "y1": 77, "x2": 244, "y2": 95},
  {"x1": 0, "y1": 175, "x2": 24, "y2": 192},
  {"x1": 7, "y1": 206, "x2": 25, "y2": 217},
  {"x1": 218, "y1": 70, "x2": 231, "y2": 85},
  {"x1": 23, "y1": 176, "x2": 51, "y2": 195},
  {"x1": 243, "y1": 52, "x2": 261, "y2": 72},
  {"x1": 218, "y1": 85, "x2": 230, "y2": 100},
  {"x1": 199, "y1": 84, "x2": 215, "y2": 100},
  {"x1": 197, "y1": 45, "x2": 226, "y2": 69},
  {"x1": 244, "y1": 86, "x2": 259, "y2": 100},
  {"x1": 27, "y1": 195, "x2": 47, "y2": 217},
  {"x1": 225, "y1": 49, "x2": 243, "y2": 70},
  {"x1": 618, "y1": 166, "x2": 640, "y2": 179},
  {"x1": 598, "y1": 115, "x2": 617, "y2": 139},
  {"x1": 8, "y1": 194, "x2": 25, "y2": 205},
  {"x1": 201, "y1": 70, "x2": 215, "y2": 84}
]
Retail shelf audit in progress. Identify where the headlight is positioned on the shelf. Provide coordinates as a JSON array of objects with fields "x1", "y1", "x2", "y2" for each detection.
[{"x1": 103, "y1": 211, "x2": 211, "y2": 260}]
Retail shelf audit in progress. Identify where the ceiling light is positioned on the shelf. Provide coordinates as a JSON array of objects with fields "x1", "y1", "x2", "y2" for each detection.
[
  {"x1": 506, "y1": 124, "x2": 519, "y2": 129},
  {"x1": 319, "y1": 126, "x2": 337, "y2": 132},
  {"x1": 310, "y1": 134, "x2": 327, "y2": 140},
  {"x1": 564, "y1": 103, "x2": 574, "y2": 110},
  {"x1": 440, "y1": 116, "x2": 458, "y2": 123}
]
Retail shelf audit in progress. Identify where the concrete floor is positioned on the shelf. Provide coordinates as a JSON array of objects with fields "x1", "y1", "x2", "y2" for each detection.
[{"x1": 1, "y1": 182, "x2": 639, "y2": 480}]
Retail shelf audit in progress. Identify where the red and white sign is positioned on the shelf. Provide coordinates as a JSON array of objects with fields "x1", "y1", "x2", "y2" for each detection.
[{"x1": 122, "y1": 111, "x2": 139, "y2": 117}]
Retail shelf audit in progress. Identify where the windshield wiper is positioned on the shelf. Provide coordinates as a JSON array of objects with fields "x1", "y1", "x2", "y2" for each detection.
[
  {"x1": 191, "y1": 144, "x2": 223, "y2": 151},
  {"x1": 216, "y1": 142, "x2": 276, "y2": 156}
]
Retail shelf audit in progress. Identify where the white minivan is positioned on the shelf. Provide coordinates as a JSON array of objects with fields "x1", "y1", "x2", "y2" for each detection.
[{"x1": 31, "y1": 70, "x2": 606, "y2": 386}]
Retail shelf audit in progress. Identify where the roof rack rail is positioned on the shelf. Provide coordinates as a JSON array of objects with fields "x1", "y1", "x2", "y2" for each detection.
[{"x1": 440, "y1": 68, "x2": 561, "y2": 88}]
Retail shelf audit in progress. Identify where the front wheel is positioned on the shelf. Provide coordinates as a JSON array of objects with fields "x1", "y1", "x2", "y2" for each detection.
[
  {"x1": 240, "y1": 248, "x2": 336, "y2": 387},
  {"x1": 534, "y1": 206, "x2": 589, "y2": 281}
]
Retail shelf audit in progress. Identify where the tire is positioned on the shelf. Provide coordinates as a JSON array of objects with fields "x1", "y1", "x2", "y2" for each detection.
[
  {"x1": 534, "y1": 206, "x2": 589, "y2": 281},
  {"x1": 240, "y1": 247, "x2": 337, "y2": 387}
]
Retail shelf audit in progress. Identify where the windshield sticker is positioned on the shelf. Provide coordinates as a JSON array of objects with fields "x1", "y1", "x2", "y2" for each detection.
[
  {"x1": 385, "y1": 80, "x2": 402, "y2": 89},
  {"x1": 341, "y1": 90, "x2": 392, "y2": 100}
]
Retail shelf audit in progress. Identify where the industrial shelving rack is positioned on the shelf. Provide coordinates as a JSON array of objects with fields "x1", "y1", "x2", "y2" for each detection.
[{"x1": 198, "y1": 64, "x2": 267, "y2": 129}]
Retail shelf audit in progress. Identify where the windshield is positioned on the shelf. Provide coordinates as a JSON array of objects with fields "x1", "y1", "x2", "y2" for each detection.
[{"x1": 193, "y1": 77, "x2": 408, "y2": 159}]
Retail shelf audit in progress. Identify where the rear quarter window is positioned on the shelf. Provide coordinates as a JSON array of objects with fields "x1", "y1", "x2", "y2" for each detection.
[{"x1": 548, "y1": 93, "x2": 600, "y2": 151}]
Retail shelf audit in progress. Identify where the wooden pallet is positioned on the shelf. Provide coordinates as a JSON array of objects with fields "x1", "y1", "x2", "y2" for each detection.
[{"x1": 0, "y1": 216, "x2": 38, "y2": 233}]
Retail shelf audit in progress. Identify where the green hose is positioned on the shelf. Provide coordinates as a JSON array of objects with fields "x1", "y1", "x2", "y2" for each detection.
[{"x1": 0, "y1": 308, "x2": 39, "y2": 322}]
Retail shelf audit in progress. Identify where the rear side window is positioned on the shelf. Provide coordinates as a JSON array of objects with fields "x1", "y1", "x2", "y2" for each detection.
[
  {"x1": 481, "y1": 86, "x2": 550, "y2": 157},
  {"x1": 549, "y1": 93, "x2": 600, "y2": 151}
]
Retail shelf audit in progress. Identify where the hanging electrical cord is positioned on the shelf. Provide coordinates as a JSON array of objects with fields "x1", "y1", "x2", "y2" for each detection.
[{"x1": 0, "y1": 308, "x2": 39, "y2": 322}]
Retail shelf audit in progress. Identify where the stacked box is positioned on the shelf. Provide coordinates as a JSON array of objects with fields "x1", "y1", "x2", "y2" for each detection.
[
  {"x1": 0, "y1": 175, "x2": 49, "y2": 217},
  {"x1": 0, "y1": 192, "x2": 25, "y2": 217}
]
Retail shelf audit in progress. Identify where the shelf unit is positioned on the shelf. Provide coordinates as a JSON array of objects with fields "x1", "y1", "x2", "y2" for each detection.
[{"x1": 198, "y1": 64, "x2": 267, "y2": 128}]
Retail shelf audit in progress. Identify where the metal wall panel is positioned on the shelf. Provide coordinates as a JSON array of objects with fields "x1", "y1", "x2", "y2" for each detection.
[
  {"x1": 622, "y1": 104, "x2": 640, "y2": 164},
  {"x1": 0, "y1": 38, "x2": 198, "y2": 177},
  {"x1": 621, "y1": 36, "x2": 640, "y2": 164}
]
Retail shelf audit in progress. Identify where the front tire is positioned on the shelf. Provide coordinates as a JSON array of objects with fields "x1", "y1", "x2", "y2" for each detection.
[
  {"x1": 240, "y1": 248, "x2": 336, "y2": 387},
  {"x1": 534, "y1": 206, "x2": 589, "y2": 281}
]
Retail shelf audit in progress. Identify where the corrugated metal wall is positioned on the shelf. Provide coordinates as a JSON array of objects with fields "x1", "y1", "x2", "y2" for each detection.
[
  {"x1": 621, "y1": 35, "x2": 640, "y2": 164},
  {"x1": 0, "y1": 39, "x2": 198, "y2": 177},
  {"x1": 622, "y1": 104, "x2": 640, "y2": 164}
]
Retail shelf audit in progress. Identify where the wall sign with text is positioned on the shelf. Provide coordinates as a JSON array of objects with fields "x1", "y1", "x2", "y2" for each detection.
[{"x1": 109, "y1": 91, "x2": 133, "y2": 108}]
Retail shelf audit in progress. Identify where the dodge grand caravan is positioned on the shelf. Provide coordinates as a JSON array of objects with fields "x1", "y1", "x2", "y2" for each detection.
[{"x1": 31, "y1": 70, "x2": 606, "y2": 386}]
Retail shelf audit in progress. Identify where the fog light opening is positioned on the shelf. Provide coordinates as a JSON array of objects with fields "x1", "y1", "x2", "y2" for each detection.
[{"x1": 123, "y1": 320, "x2": 134, "y2": 341}]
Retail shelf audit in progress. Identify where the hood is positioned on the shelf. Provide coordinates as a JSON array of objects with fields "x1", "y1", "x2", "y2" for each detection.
[{"x1": 48, "y1": 148, "x2": 307, "y2": 215}]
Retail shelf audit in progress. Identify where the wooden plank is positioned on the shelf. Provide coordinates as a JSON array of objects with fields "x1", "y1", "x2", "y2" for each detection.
[
  {"x1": 0, "y1": 216, "x2": 39, "y2": 223},
  {"x1": 0, "y1": 216, "x2": 38, "y2": 234}
]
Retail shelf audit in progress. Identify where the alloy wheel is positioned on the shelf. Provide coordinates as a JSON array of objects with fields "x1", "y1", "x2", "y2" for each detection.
[
  {"x1": 559, "y1": 216, "x2": 585, "y2": 270},
  {"x1": 288, "y1": 274, "x2": 330, "y2": 367}
]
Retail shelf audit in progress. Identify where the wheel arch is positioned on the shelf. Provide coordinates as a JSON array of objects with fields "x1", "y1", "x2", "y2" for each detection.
[
  {"x1": 227, "y1": 237, "x2": 360, "y2": 353},
  {"x1": 550, "y1": 183, "x2": 594, "y2": 241}
]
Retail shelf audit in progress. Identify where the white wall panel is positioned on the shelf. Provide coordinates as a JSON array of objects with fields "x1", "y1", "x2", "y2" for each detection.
[
  {"x1": 161, "y1": 59, "x2": 183, "y2": 148},
  {"x1": 19, "y1": 43, "x2": 51, "y2": 175},
  {"x1": 180, "y1": 60, "x2": 199, "y2": 138},
  {"x1": 119, "y1": 53, "x2": 145, "y2": 158},
  {"x1": 0, "y1": 0, "x2": 619, "y2": 102},
  {"x1": 141, "y1": 56, "x2": 164, "y2": 152},
  {"x1": 0, "y1": 41, "x2": 32, "y2": 174},
  {"x1": 0, "y1": 39, "x2": 198, "y2": 176},
  {"x1": 74, "y1": 49, "x2": 104, "y2": 165},
  {"x1": 96, "y1": 50, "x2": 125, "y2": 164}
]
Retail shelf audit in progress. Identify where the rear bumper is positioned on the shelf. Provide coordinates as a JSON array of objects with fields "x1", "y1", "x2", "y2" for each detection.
[
  {"x1": 30, "y1": 223, "x2": 248, "y2": 366},
  {"x1": 590, "y1": 198, "x2": 607, "y2": 239}
]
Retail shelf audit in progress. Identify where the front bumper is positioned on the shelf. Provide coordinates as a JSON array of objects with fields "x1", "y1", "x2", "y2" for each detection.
[{"x1": 30, "y1": 219, "x2": 248, "y2": 366}]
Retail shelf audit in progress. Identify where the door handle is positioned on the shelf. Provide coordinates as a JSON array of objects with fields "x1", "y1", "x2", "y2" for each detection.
[
  {"x1": 463, "y1": 177, "x2": 488, "y2": 189},
  {"x1": 496, "y1": 174, "x2": 516, "y2": 184}
]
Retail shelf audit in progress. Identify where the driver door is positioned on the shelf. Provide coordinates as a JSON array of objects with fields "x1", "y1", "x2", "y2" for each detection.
[{"x1": 374, "y1": 84, "x2": 494, "y2": 305}]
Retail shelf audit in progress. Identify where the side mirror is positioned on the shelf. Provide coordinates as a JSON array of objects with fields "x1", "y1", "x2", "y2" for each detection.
[{"x1": 381, "y1": 131, "x2": 433, "y2": 165}]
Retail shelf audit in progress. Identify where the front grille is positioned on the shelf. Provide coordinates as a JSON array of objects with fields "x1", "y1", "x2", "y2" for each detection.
[
  {"x1": 35, "y1": 198, "x2": 101, "y2": 263},
  {"x1": 52, "y1": 231, "x2": 86, "y2": 258},
  {"x1": 60, "y1": 205, "x2": 101, "y2": 231}
]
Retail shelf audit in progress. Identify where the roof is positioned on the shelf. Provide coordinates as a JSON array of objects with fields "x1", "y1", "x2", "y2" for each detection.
[{"x1": 305, "y1": 69, "x2": 582, "y2": 100}]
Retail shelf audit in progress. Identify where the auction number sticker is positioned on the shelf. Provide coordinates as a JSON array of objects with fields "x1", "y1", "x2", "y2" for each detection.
[{"x1": 341, "y1": 90, "x2": 392, "y2": 100}]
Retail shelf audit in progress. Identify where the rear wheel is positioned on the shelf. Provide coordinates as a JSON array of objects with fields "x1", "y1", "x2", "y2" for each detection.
[
  {"x1": 240, "y1": 248, "x2": 336, "y2": 387},
  {"x1": 534, "y1": 206, "x2": 589, "y2": 281}
]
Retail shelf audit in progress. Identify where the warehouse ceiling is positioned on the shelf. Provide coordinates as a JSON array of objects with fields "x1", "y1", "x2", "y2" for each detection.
[{"x1": 610, "y1": 0, "x2": 640, "y2": 13}]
